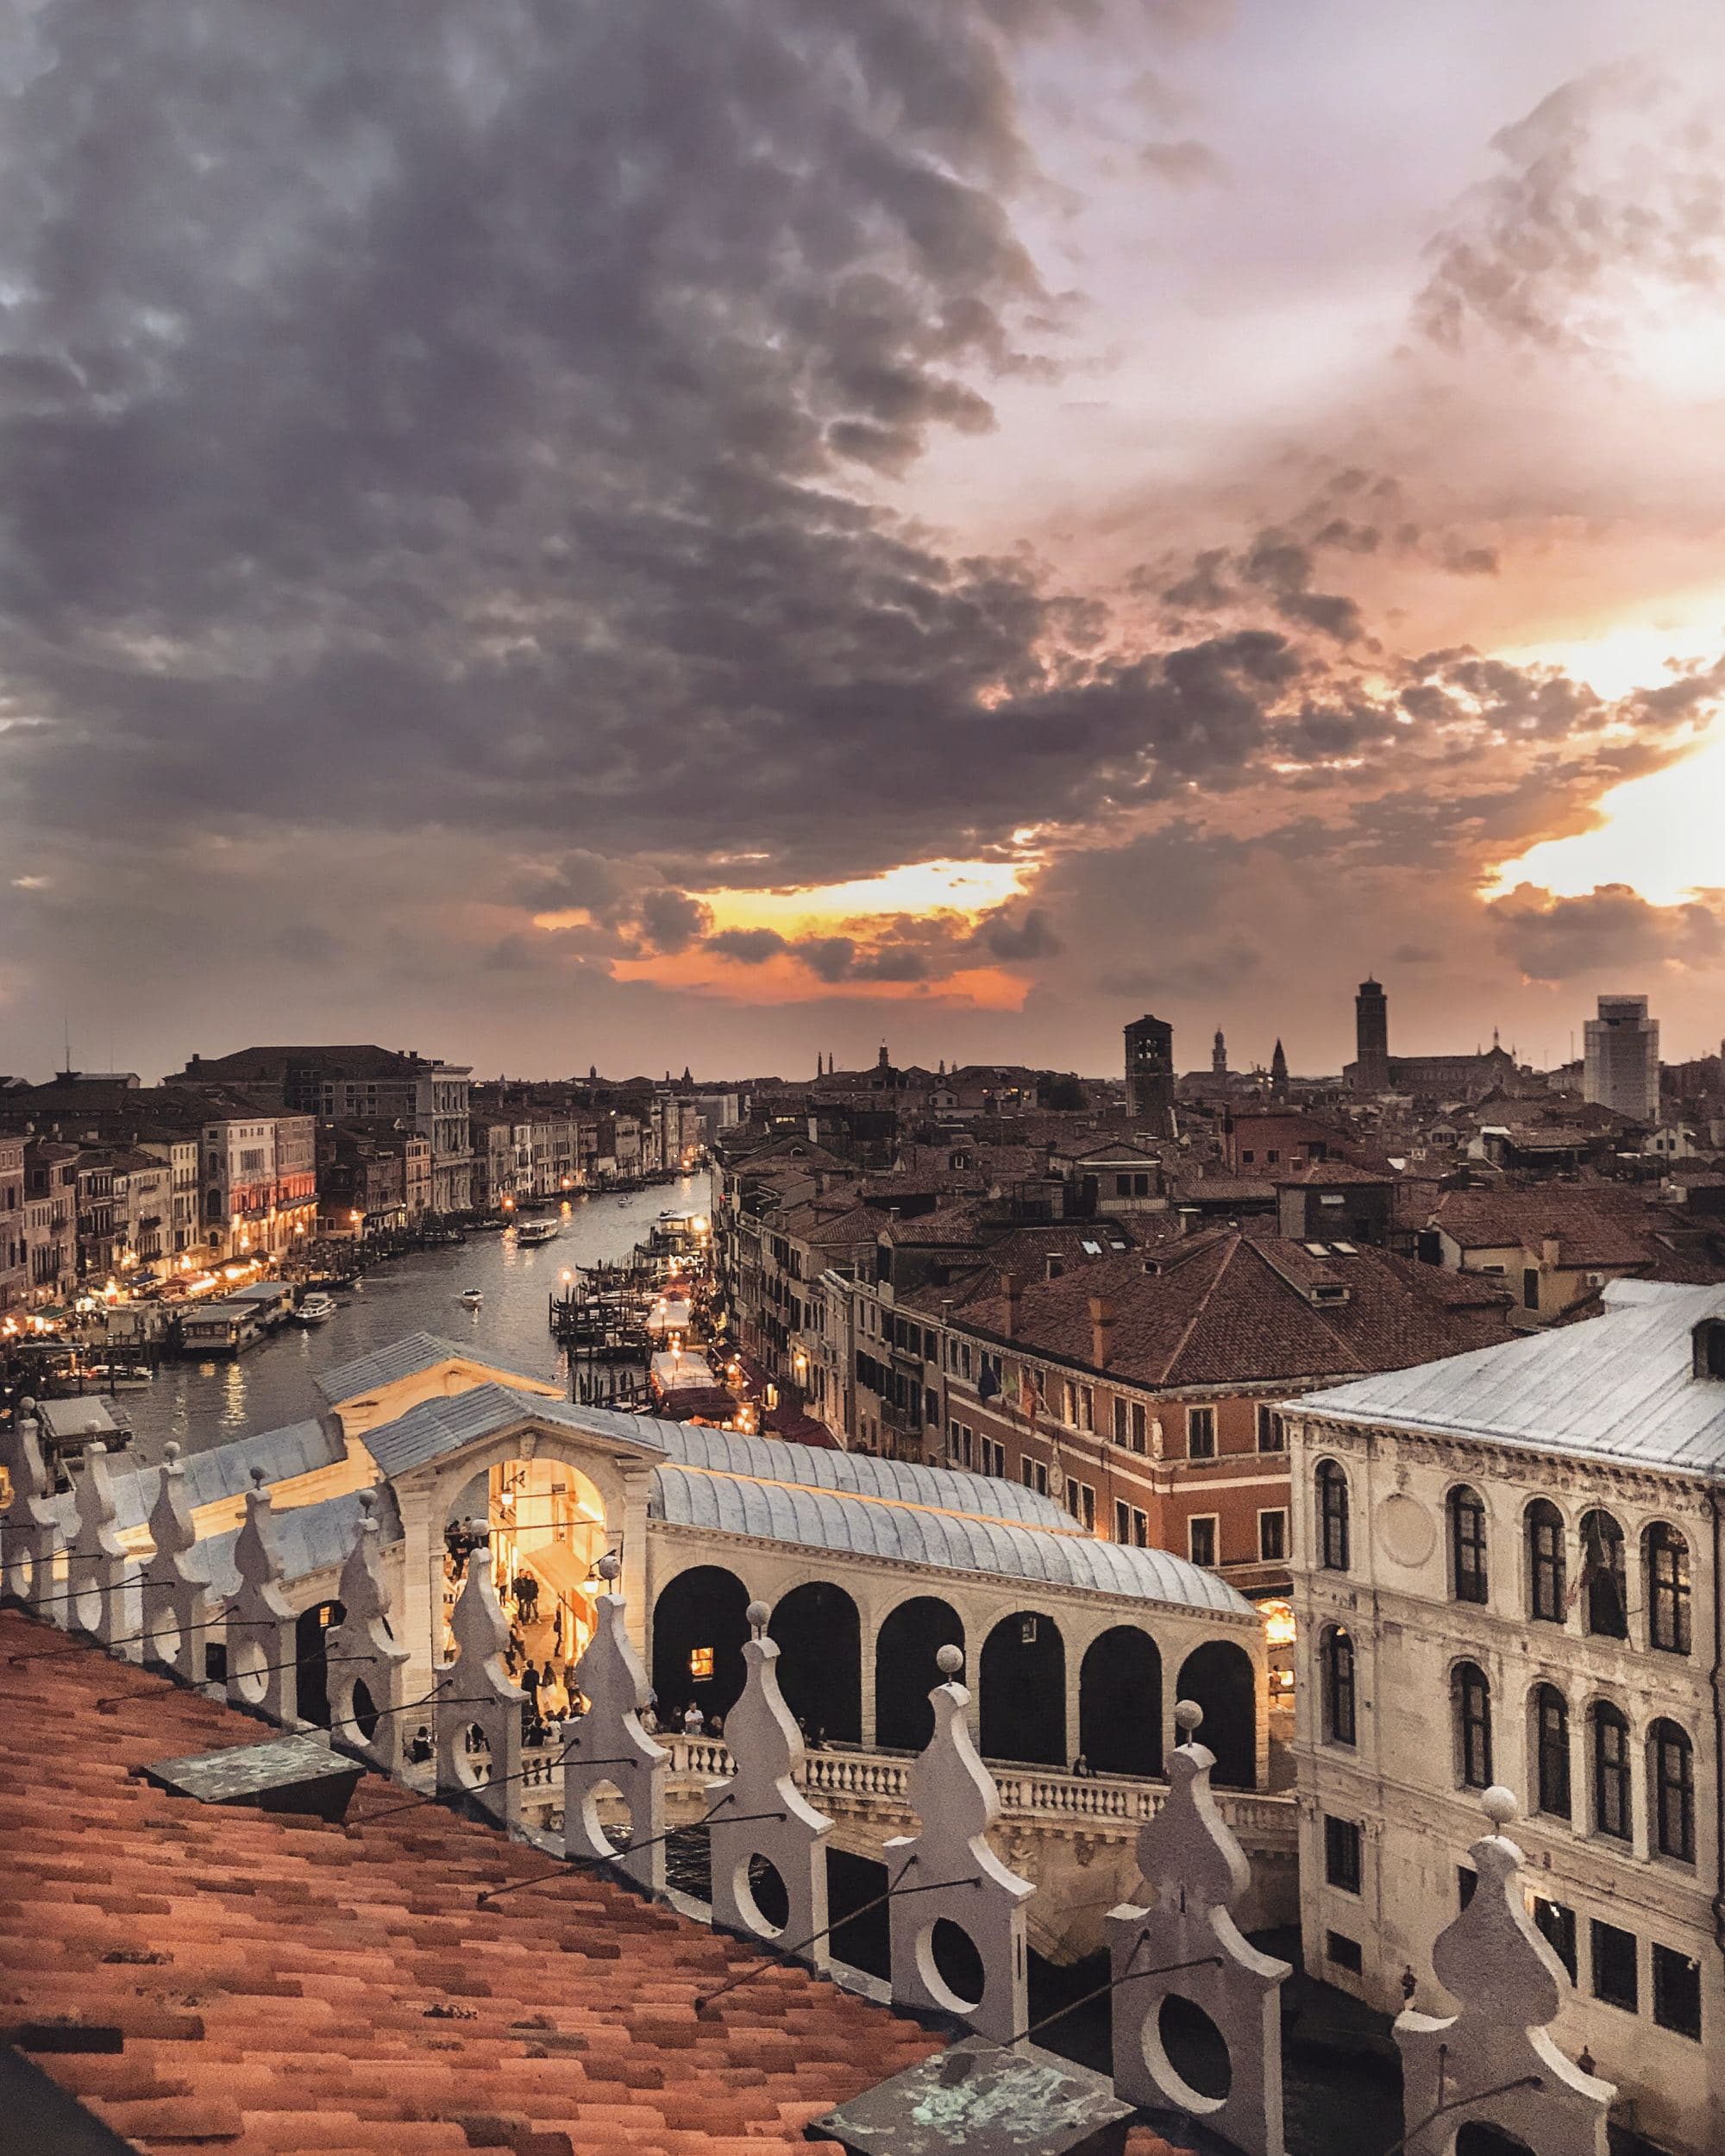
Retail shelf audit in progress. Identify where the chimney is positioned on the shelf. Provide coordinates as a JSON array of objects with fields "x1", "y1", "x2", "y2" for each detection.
[
  {"x1": 1089, "y1": 1295, "x2": 1116, "y2": 1370},
  {"x1": 1540, "y1": 1235, "x2": 1561, "y2": 1271},
  {"x1": 999, "y1": 1270, "x2": 1020, "y2": 1340}
]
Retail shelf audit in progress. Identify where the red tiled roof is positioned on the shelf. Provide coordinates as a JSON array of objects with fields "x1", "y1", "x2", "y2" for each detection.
[
  {"x1": 944, "y1": 1226, "x2": 1516, "y2": 1388},
  {"x1": 0, "y1": 1611, "x2": 944, "y2": 2155}
]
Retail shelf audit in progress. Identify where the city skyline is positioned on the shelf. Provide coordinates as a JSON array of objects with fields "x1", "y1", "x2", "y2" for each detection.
[{"x1": 5, "y1": 2, "x2": 1725, "y2": 1079}]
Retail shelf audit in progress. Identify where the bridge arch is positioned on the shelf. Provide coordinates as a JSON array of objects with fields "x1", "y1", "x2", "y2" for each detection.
[
  {"x1": 874, "y1": 1596, "x2": 964, "y2": 1751},
  {"x1": 1078, "y1": 1625, "x2": 1163, "y2": 1777},
  {"x1": 980, "y1": 1608, "x2": 1066, "y2": 1767},
  {"x1": 768, "y1": 1579, "x2": 862, "y2": 1743},
  {"x1": 1176, "y1": 1639, "x2": 1257, "y2": 1789},
  {"x1": 650, "y1": 1562, "x2": 752, "y2": 1728}
]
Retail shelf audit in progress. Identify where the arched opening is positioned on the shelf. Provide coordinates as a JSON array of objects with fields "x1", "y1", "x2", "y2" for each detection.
[
  {"x1": 1446, "y1": 1484, "x2": 1488, "y2": 1605},
  {"x1": 650, "y1": 1564, "x2": 752, "y2": 1729},
  {"x1": 294, "y1": 1599, "x2": 346, "y2": 1728},
  {"x1": 767, "y1": 1580, "x2": 861, "y2": 1744},
  {"x1": 980, "y1": 1610, "x2": 1066, "y2": 1767},
  {"x1": 874, "y1": 1597, "x2": 964, "y2": 1751},
  {"x1": 1176, "y1": 1640, "x2": 1256, "y2": 1789},
  {"x1": 1578, "y1": 1510, "x2": 1628, "y2": 1639},
  {"x1": 1078, "y1": 1626, "x2": 1163, "y2": 1777},
  {"x1": 1315, "y1": 1459, "x2": 1350, "y2": 1571},
  {"x1": 443, "y1": 1454, "x2": 612, "y2": 1686},
  {"x1": 1525, "y1": 1499, "x2": 1565, "y2": 1623}
]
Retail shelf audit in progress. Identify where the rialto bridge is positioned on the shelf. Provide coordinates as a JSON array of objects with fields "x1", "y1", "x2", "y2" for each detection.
[{"x1": 56, "y1": 1332, "x2": 1296, "y2": 1957}]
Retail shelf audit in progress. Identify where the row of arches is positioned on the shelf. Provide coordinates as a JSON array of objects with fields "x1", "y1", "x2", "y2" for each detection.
[
  {"x1": 649, "y1": 1565, "x2": 1258, "y2": 1787},
  {"x1": 1314, "y1": 1462, "x2": 1694, "y2": 1654}
]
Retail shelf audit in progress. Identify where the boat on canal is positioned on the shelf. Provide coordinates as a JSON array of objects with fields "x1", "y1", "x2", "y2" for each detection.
[
  {"x1": 460, "y1": 1287, "x2": 486, "y2": 1309},
  {"x1": 295, "y1": 1292, "x2": 337, "y2": 1326},
  {"x1": 516, "y1": 1220, "x2": 560, "y2": 1247}
]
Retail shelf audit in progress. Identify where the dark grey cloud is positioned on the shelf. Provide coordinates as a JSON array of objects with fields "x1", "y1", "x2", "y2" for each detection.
[
  {"x1": 637, "y1": 888, "x2": 713, "y2": 956},
  {"x1": 969, "y1": 905, "x2": 1063, "y2": 960},
  {"x1": 1488, "y1": 881, "x2": 1725, "y2": 981},
  {"x1": 706, "y1": 927, "x2": 789, "y2": 965}
]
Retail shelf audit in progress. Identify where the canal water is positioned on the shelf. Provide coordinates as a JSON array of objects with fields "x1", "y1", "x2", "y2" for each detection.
[{"x1": 120, "y1": 1175, "x2": 709, "y2": 1463}]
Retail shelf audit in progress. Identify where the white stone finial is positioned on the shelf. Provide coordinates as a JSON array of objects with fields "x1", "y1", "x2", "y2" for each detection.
[
  {"x1": 884, "y1": 1651, "x2": 1032, "y2": 2044},
  {"x1": 143, "y1": 1437, "x2": 207, "y2": 1681},
  {"x1": 435, "y1": 1545, "x2": 524, "y2": 1827},
  {"x1": 566, "y1": 1566, "x2": 668, "y2": 1890},
  {"x1": 1, "y1": 1398, "x2": 63, "y2": 1618},
  {"x1": 596, "y1": 1551, "x2": 620, "y2": 1583},
  {"x1": 936, "y1": 1643, "x2": 963, "y2": 1677},
  {"x1": 1396, "y1": 1790, "x2": 1615, "y2": 2155},
  {"x1": 326, "y1": 1486, "x2": 409, "y2": 1772},
  {"x1": 1107, "y1": 1692, "x2": 1289, "y2": 2153},
  {"x1": 1481, "y1": 1783, "x2": 1517, "y2": 1829},
  {"x1": 69, "y1": 1440, "x2": 135, "y2": 1652},
  {"x1": 226, "y1": 1466, "x2": 298, "y2": 1726},
  {"x1": 707, "y1": 1598, "x2": 832, "y2": 1965},
  {"x1": 164, "y1": 1440, "x2": 181, "y2": 1463}
]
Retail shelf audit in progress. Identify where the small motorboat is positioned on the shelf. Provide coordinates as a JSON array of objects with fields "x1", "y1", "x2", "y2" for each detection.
[
  {"x1": 460, "y1": 1288, "x2": 485, "y2": 1310},
  {"x1": 295, "y1": 1292, "x2": 337, "y2": 1326},
  {"x1": 79, "y1": 1363, "x2": 154, "y2": 1388}
]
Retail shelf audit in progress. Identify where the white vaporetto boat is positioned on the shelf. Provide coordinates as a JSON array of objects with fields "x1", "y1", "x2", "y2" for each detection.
[{"x1": 516, "y1": 1220, "x2": 560, "y2": 1246}]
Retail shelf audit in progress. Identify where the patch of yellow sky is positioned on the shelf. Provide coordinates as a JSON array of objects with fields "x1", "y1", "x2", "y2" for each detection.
[{"x1": 1488, "y1": 611, "x2": 1725, "y2": 906}]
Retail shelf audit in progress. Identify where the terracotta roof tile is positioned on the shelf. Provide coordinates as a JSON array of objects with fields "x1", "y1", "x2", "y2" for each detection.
[{"x1": 0, "y1": 1611, "x2": 946, "y2": 2155}]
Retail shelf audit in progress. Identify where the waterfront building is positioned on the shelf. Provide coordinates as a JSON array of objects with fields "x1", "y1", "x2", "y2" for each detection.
[
  {"x1": 198, "y1": 1111, "x2": 318, "y2": 1261},
  {"x1": 22, "y1": 1138, "x2": 78, "y2": 1307},
  {"x1": 0, "y1": 1135, "x2": 24, "y2": 1319},
  {"x1": 1585, "y1": 993, "x2": 1661, "y2": 1124},
  {"x1": 1288, "y1": 1282, "x2": 1725, "y2": 2155}
]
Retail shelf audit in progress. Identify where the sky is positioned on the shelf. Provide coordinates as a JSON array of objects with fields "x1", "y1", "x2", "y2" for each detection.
[{"x1": 3, "y1": 0, "x2": 1725, "y2": 1083}]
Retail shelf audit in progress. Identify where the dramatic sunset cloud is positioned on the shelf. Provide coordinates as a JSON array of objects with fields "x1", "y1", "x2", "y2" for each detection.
[{"x1": 3, "y1": 0, "x2": 1724, "y2": 1078}]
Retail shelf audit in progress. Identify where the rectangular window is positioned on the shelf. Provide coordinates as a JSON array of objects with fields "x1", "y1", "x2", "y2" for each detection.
[
  {"x1": 1653, "y1": 1945, "x2": 1702, "y2": 2040},
  {"x1": 1189, "y1": 1514, "x2": 1218, "y2": 1567},
  {"x1": 1067, "y1": 1481, "x2": 1095, "y2": 1531},
  {"x1": 1187, "y1": 1406, "x2": 1217, "y2": 1460},
  {"x1": 1324, "y1": 1815, "x2": 1362, "y2": 1895},
  {"x1": 1113, "y1": 1396, "x2": 1129, "y2": 1445},
  {"x1": 1257, "y1": 1403, "x2": 1286, "y2": 1451},
  {"x1": 1533, "y1": 1898, "x2": 1577, "y2": 1980},
  {"x1": 1591, "y1": 1921, "x2": 1639, "y2": 2014},
  {"x1": 1324, "y1": 1931, "x2": 1362, "y2": 1976},
  {"x1": 1020, "y1": 1457, "x2": 1049, "y2": 1497},
  {"x1": 1113, "y1": 1502, "x2": 1149, "y2": 1548},
  {"x1": 1131, "y1": 1401, "x2": 1148, "y2": 1453},
  {"x1": 982, "y1": 1438, "x2": 1007, "y2": 1479},
  {"x1": 1258, "y1": 1509, "x2": 1288, "y2": 1563},
  {"x1": 1078, "y1": 1386, "x2": 1095, "y2": 1433}
]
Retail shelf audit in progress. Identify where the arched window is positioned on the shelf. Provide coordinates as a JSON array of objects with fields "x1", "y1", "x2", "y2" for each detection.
[
  {"x1": 1651, "y1": 1720, "x2": 1696, "y2": 1864},
  {"x1": 1316, "y1": 1460, "x2": 1350, "y2": 1572},
  {"x1": 1320, "y1": 1625, "x2": 1356, "y2": 1747},
  {"x1": 1454, "y1": 1662, "x2": 1492, "y2": 1789},
  {"x1": 1647, "y1": 1525, "x2": 1692, "y2": 1657},
  {"x1": 1591, "y1": 1701, "x2": 1632, "y2": 1841},
  {"x1": 1579, "y1": 1511, "x2": 1628, "y2": 1640},
  {"x1": 1533, "y1": 1684, "x2": 1571, "y2": 1819},
  {"x1": 1526, "y1": 1500, "x2": 1565, "y2": 1624},
  {"x1": 1448, "y1": 1486, "x2": 1489, "y2": 1605}
]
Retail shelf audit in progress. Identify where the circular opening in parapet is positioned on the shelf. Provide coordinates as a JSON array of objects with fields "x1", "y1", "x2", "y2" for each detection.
[
  {"x1": 350, "y1": 1678, "x2": 380, "y2": 1742},
  {"x1": 733, "y1": 1852, "x2": 788, "y2": 1939},
  {"x1": 72, "y1": 1576, "x2": 104, "y2": 1636},
  {"x1": 146, "y1": 1603, "x2": 183, "y2": 1669},
  {"x1": 579, "y1": 1777, "x2": 633, "y2": 1856},
  {"x1": 3, "y1": 1545, "x2": 38, "y2": 1605},
  {"x1": 918, "y1": 1919, "x2": 985, "y2": 2014},
  {"x1": 230, "y1": 1633, "x2": 269, "y2": 1706},
  {"x1": 1145, "y1": 1993, "x2": 1231, "y2": 2113},
  {"x1": 456, "y1": 1722, "x2": 493, "y2": 1789}
]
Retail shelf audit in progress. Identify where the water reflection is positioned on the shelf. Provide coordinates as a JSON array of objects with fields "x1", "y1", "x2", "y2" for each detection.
[{"x1": 123, "y1": 1177, "x2": 707, "y2": 1462}]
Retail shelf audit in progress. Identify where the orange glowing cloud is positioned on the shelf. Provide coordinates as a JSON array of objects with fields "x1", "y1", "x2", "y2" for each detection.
[{"x1": 612, "y1": 947, "x2": 1028, "y2": 1009}]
